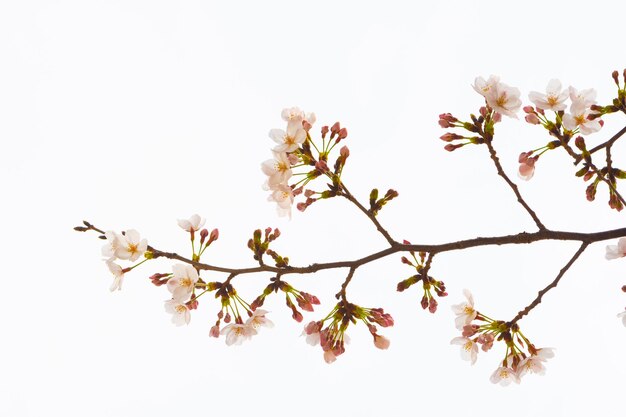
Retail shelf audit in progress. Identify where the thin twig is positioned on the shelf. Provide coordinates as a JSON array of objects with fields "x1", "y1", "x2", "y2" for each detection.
[
  {"x1": 484, "y1": 140, "x2": 547, "y2": 231},
  {"x1": 340, "y1": 184, "x2": 397, "y2": 246},
  {"x1": 509, "y1": 242, "x2": 589, "y2": 325}
]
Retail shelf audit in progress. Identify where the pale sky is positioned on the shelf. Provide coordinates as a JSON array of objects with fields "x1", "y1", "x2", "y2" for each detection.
[{"x1": 1, "y1": 1, "x2": 625, "y2": 416}]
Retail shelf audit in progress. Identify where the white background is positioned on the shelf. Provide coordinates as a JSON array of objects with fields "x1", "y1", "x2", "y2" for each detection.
[{"x1": 1, "y1": 1, "x2": 625, "y2": 416}]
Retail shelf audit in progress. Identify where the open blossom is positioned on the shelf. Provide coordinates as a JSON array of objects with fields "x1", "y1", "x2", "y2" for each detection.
[
  {"x1": 472, "y1": 75, "x2": 500, "y2": 97},
  {"x1": 452, "y1": 289, "x2": 477, "y2": 330},
  {"x1": 269, "y1": 123, "x2": 306, "y2": 153},
  {"x1": 373, "y1": 334, "x2": 390, "y2": 350},
  {"x1": 268, "y1": 184, "x2": 294, "y2": 218},
  {"x1": 220, "y1": 323, "x2": 257, "y2": 346},
  {"x1": 450, "y1": 337, "x2": 478, "y2": 365},
  {"x1": 103, "y1": 230, "x2": 147, "y2": 261},
  {"x1": 484, "y1": 82, "x2": 522, "y2": 118},
  {"x1": 562, "y1": 101, "x2": 602, "y2": 135},
  {"x1": 517, "y1": 356, "x2": 546, "y2": 377},
  {"x1": 106, "y1": 259, "x2": 124, "y2": 291},
  {"x1": 164, "y1": 299, "x2": 191, "y2": 326},
  {"x1": 246, "y1": 309, "x2": 274, "y2": 330},
  {"x1": 281, "y1": 107, "x2": 304, "y2": 124},
  {"x1": 489, "y1": 366, "x2": 521, "y2": 386},
  {"x1": 177, "y1": 214, "x2": 205, "y2": 232},
  {"x1": 261, "y1": 152, "x2": 292, "y2": 189},
  {"x1": 605, "y1": 237, "x2": 626, "y2": 260},
  {"x1": 618, "y1": 310, "x2": 626, "y2": 327},
  {"x1": 302, "y1": 321, "x2": 323, "y2": 346},
  {"x1": 569, "y1": 86, "x2": 597, "y2": 107},
  {"x1": 167, "y1": 263, "x2": 199, "y2": 302},
  {"x1": 528, "y1": 79, "x2": 568, "y2": 111},
  {"x1": 518, "y1": 152, "x2": 538, "y2": 181}
]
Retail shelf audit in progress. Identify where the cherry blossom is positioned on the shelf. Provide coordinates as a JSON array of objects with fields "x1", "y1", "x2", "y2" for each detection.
[
  {"x1": 261, "y1": 152, "x2": 293, "y2": 189},
  {"x1": 517, "y1": 356, "x2": 546, "y2": 377},
  {"x1": 484, "y1": 82, "x2": 522, "y2": 118},
  {"x1": 489, "y1": 366, "x2": 520, "y2": 386},
  {"x1": 302, "y1": 321, "x2": 322, "y2": 346},
  {"x1": 246, "y1": 309, "x2": 274, "y2": 330},
  {"x1": 268, "y1": 184, "x2": 294, "y2": 218},
  {"x1": 451, "y1": 289, "x2": 477, "y2": 330},
  {"x1": 167, "y1": 263, "x2": 199, "y2": 302},
  {"x1": 562, "y1": 101, "x2": 602, "y2": 135},
  {"x1": 472, "y1": 75, "x2": 500, "y2": 97},
  {"x1": 220, "y1": 323, "x2": 257, "y2": 346},
  {"x1": 115, "y1": 229, "x2": 148, "y2": 261},
  {"x1": 177, "y1": 214, "x2": 205, "y2": 232},
  {"x1": 568, "y1": 86, "x2": 597, "y2": 107},
  {"x1": 605, "y1": 237, "x2": 626, "y2": 260},
  {"x1": 281, "y1": 107, "x2": 304, "y2": 125},
  {"x1": 617, "y1": 310, "x2": 626, "y2": 327},
  {"x1": 450, "y1": 336, "x2": 478, "y2": 365},
  {"x1": 106, "y1": 259, "x2": 125, "y2": 292},
  {"x1": 528, "y1": 79, "x2": 568, "y2": 111},
  {"x1": 269, "y1": 123, "x2": 306, "y2": 153},
  {"x1": 101, "y1": 231, "x2": 121, "y2": 258},
  {"x1": 164, "y1": 299, "x2": 191, "y2": 326},
  {"x1": 518, "y1": 152, "x2": 538, "y2": 181},
  {"x1": 323, "y1": 350, "x2": 337, "y2": 364}
]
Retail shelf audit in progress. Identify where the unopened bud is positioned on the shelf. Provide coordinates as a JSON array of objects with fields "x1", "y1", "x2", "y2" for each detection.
[
  {"x1": 321, "y1": 125, "x2": 329, "y2": 139},
  {"x1": 525, "y1": 113, "x2": 540, "y2": 125},
  {"x1": 209, "y1": 228, "x2": 219, "y2": 243},
  {"x1": 340, "y1": 146, "x2": 350, "y2": 158}
]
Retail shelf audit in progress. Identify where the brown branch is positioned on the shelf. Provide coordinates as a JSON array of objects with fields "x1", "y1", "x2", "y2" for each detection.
[
  {"x1": 78, "y1": 222, "x2": 626, "y2": 277},
  {"x1": 335, "y1": 266, "x2": 357, "y2": 301},
  {"x1": 484, "y1": 140, "x2": 547, "y2": 231},
  {"x1": 509, "y1": 242, "x2": 589, "y2": 325}
]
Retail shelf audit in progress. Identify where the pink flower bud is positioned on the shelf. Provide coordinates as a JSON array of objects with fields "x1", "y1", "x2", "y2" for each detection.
[
  {"x1": 444, "y1": 143, "x2": 462, "y2": 152},
  {"x1": 428, "y1": 297, "x2": 438, "y2": 313},
  {"x1": 315, "y1": 160, "x2": 329, "y2": 173},
  {"x1": 297, "y1": 202, "x2": 307, "y2": 212},
  {"x1": 493, "y1": 112, "x2": 502, "y2": 123},
  {"x1": 321, "y1": 125, "x2": 329, "y2": 139},
  {"x1": 304, "y1": 189, "x2": 315, "y2": 198},
  {"x1": 337, "y1": 127, "x2": 348, "y2": 140},
  {"x1": 340, "y1": 146, "x2": 350, "y2": 158},
  {"x1": 209, "y1": 228, "x2": 219, "y2": 243},
  {"x1": 462, "y1": 324, "x2": 479, "y2": 337},
  {"x1": 330, "y1": 121, "x2": 341, "y2": 134},
  {"x1": 209, "y1": 325, "x2": 220, "y2": 338},
  {"x1": 420, "y1": 295, "x2": 429, "y2": 310},
  {"x1": 525, "y1": 114, "x2": 540, "y2": 125},
  {"x1": 523, "y1": 106, "x2": 535, "y2": 114},
  {"x1": 373, "y1": 334, "x2": 390, "y2": 350},
  {"x1": 323, "y1": 350, "x2": 337, "y2": 364},
  {"x1": 200, "y1": 228, "x2": 209, "y2": 244},
  {"x1": 292, "y1": 310, "x2": 304, "y2": 323},
  {"x1": 479, "y1": 106, "x2": 488, "y2": 117},
  {"x1": 302, "y1": 120, "x2": 312, "y2": 131}
]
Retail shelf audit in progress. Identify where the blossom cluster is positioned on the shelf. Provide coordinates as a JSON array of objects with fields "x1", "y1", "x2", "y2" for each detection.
[
  {"x1": 262, "y1": 107, "x2": 350, "y2": 217},
  {"x1": 450, "y1": 290, "x2": 554, "y2": 385},
  {"x1": 101, "y1": 229, "x2": 149, "y2": 291},
  {"x1": 302, "y1": 301, "x2": 393, "y2": 363}
]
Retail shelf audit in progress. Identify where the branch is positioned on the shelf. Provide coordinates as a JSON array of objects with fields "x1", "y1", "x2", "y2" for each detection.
[
  {"x1": 509, "y1": 242, "x2": 589, "y2": 324},
  {"x1": 339, "y1": 184, "x2": 397, "y2": 246},
  {"x1": 77, "y1": 222, "x2": 626, "y2": 277}
]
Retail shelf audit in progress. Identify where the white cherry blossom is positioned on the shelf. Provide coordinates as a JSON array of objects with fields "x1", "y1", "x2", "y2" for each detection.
[
  {"x1": 605, "y1": 237, "x2": 626, "y2": 260},
  {"x1": 101, "y1": 231, "x2": 121, "y2": 258},
  {"x1": 164, "y1": 299, "x2": 191, "y2": 326},
  {"x1": 451, "y1": 289, "x2": 477, "y2": 330},
  {"x1": 220, "y1": 323, "x2": 257, "y2": 346},
  {"x1": 568, "y1": 86, "x2": 597, "y2": 107},
  {"x1": 485, "y1": 82, "x2": 522, "y2": 118},
  {"x1": 269, "y1": 123, "x2": 306, "y2": 153},
  {"x1": 472, "y1": 75, "x2": 500, "y2": 97},
  {"x1": 115, "y1": 229, "x2": 148, "y2": 262},
  {"x1": 617, "y1": 310, "x2": 626, "y2": 327},
  {"x1": 167, "y1": 264, "x2": 199, "y2": 302},
  {"x1": 489, "y1": 366, "x2": 520, "y2": 386},
  {"x1": 562, "y1": 101, "x2": 602, "y2": 135},
  {"x1": 268, "y1": 184, "x2": 294, "y2": 218},
  {"x1": 177, "y1": 214, "x2": 205, "y2": 232},
  {"x1": 245, "y1": 309, "x2": 274, "y2": 330},
  {"x1": 281, "y1": 107, "x2": 304, "y2": 124},
  {"x1": 528, "y1": 79, "x2": 569, "y2": 111},
  {"x1": 517, "y1": 356, "x2": 547, "y2": 377},
  {"x1": 450, "y1": 336, "x2": 478, "y2": 365},
  {"x1": 261, "y1": 152, "x2": 293, "y2": 189},
  {"x1": 106, "y1": 259, "x2": 124, "y2": 292}
]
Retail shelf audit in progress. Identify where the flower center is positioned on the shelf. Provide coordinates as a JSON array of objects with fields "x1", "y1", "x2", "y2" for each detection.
[
  {"x1": 175, "y1": 305, "x2": 186, "y2": 314},
  {"x1": 180, "y1": 277, "x2": 192, "y2": 288}
]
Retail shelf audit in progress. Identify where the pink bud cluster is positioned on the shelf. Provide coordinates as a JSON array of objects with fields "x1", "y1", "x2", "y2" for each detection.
[
  {"x1": 450, "y1": 290, "x2": 554, "y2": 385},
  {"x1": 302, "y1": 301, "x2": 394, "y2": 363},
  {"x1": 251, "y1": 278, "x2": 321, "y2": 323},
  {"x1": 396, "y1": 243, "x2": 447, "y2": 313}
]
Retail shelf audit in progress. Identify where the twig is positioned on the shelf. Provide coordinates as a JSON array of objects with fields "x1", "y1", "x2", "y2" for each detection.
[
  {"x1": 509, "y1": 242, "x2": 589, "y2": 325},
  {"x1": 340, "y1": 184, "x2": 397, "y2": 246},
  {"x1": 484, "y1": 140, "x2": 547, "y2": 231}
]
